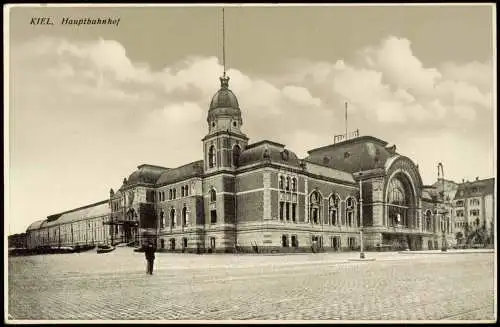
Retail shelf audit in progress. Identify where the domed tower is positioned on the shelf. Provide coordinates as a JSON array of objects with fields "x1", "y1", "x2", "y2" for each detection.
[{"x1": 202, "y1": 73, "x2": 249, "y2": 173}]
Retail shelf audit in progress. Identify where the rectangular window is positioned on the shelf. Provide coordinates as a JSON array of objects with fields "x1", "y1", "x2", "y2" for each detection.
[
  {"x1": 279, "y1": 202, "x2": 284, "y2": 220},
  {"x1": 282, "y1": 234, "x2": 289, "y2": 247},
  {"x1": 285, "y1": 203, "x2": 290, "y2": 221},
  {"x1": 292, "y1": 203, "x2": 296, "y2": 222},
  {"x1": 347, "y1": 212, "x2": 353, "y2": 227},
  {"x1": 210, "y1": 210, "x2": 217, "y2": 224}
]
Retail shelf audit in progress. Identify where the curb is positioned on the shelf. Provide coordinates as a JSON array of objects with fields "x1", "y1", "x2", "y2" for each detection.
[
  {"x1": 398, "y1": 250, "x2": 494, "y2": 255},
  {"x1": 347, "y1": 258, "x2": 377, "y2": 262}
]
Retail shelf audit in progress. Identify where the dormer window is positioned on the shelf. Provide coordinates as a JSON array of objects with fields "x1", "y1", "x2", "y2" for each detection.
[
  {"x1": 281, "y1": 150, "x2": 289, "y2": 161},
  {"x1": 233, "y1": 121, "x2": 237, "y2": 127}
]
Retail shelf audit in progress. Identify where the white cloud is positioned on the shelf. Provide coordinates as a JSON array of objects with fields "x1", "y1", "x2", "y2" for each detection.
[
  {"x1": 282, "y1": 85, "x2": 321, "y2": 106},
  {"x1": 160, "y1": 102, "x2": 204, "y2": 124},
  {"x1": 361, "y1": 36, "x2": 442, "y2": 94},
  {"x1": 284, "y1": 36, "x2": 492, "y2": 126}
]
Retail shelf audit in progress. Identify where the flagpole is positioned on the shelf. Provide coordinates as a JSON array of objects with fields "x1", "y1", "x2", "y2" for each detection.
[
  {"x1": 345, "y1": 101, "x2": 348, "y2": 140},
  {"x1": 222, "y1": 7, "x2": 226, "y2": 76}
]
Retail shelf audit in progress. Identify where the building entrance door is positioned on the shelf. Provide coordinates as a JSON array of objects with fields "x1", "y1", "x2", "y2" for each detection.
[{"x1": 332, "y1": 236, "x2": 341, "y2": 251}]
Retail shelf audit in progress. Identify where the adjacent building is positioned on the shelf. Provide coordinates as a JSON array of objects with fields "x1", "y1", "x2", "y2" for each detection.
[{"x1": 452, "y1": 177, "x2": 495, "y2": 245}]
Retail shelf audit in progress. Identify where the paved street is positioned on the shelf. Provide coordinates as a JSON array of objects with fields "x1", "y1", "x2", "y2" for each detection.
[{"x1": 7, "y1": 248, "x2": 496, "y2": 321}]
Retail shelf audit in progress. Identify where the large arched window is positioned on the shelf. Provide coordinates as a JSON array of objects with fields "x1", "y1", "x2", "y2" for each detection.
[
  {"x1": 170, "y1": 208, "x2": 176, "y2": 228},
  {"x1": 232, "y1": 145, "x2": 241, "y2": 167},
  {"x1": 279, "y1": 176, "x2": 285, "y2": 190},
  {"x1": 387, "y1": 175, "x2": 414, "y2": 228},
  {"x1": 182, "y1": 206, "x2": 188, "y2": 226},
  {"x1": 345, "y1": 197, "x2": 356, "y2": 227},
  {"x1": 210, "y1": 189, "x2": 217, "y2": 202},
  {"x1": 208, "y1": 145, "x2": 216, "y2": 168},
  {"x1": 329, "y1": 194, "x2": 340, "y2": 226},
  {"x1": 309, "y1": 191, "x2": 322, "y2": 224}
]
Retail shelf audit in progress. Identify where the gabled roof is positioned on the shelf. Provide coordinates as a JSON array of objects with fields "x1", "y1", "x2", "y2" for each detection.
[
  {"x1": 122, "y1": 164, "x2": 170, "y2": 189},
  {"x1": 156, "y1": 160, "x2": 204, "y2": 186},
  {"x1": 44, "y1": 201, "x2": 110, "y2": 227},
  {"x1": 305, "y1": 136, "x2": 397, "y2": 173},
  {"x1": 238, "y1": 140, "x2": 301, "y2": 168},
  {"x1": 26, "y1": 219, "x2": 46, "y2": 232}
]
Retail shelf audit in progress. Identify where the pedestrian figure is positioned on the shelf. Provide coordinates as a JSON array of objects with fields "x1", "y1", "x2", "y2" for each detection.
[{"x1": 145, "y1": 243, "x2": 156, "y2": 275}]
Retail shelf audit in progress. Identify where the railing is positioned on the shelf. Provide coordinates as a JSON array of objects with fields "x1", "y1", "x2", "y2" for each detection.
[{"x1": 334, "y1": 129, "x2": 359, "y2": 144}]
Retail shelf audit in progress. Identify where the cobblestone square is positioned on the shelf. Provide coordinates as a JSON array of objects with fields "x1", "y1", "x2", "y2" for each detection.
[{"x1": 7, "y1": 249, "x2": 496, "y2": 322}]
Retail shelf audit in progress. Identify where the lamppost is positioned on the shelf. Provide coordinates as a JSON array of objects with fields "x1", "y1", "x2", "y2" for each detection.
[
  {"x1": 438, "y1": 162, "x2": 448, "y2": 252},
  {"x1": 359, "y1": 172, "x2": 365, "y2": 259}
]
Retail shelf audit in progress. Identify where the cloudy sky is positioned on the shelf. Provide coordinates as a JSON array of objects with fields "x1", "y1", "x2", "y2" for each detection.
[{"x1": 6, "y1": 5, "x2": 495, "y2": 234}]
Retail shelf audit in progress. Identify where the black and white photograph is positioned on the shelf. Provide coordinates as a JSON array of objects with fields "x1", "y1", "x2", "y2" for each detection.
[{"x1": 5, "y1": 3, "x2": 496, "y2": 323}]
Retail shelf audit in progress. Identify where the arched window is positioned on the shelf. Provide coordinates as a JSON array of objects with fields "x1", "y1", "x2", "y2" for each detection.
[
  {"x1": 208, "y1": 145, "x2": 216, "y2": 168},
  {"x1": 291, "y1": 178, "x2": 297, "y2": 192},
  {"x1": 184, "y1": 185, "x2": 189, "y2": 196},
  {"x1": 329, "y1": 194, "x2": 340, "y2": 225},
  {"x1": 182, "y1": 207, "x2": 188, "y2": 226},
  {"x1": 309, "y1": 191, "x2": 322, "y2": 224},
  {"x1": 279, "y1": 176, "x2": 285, "y2": 189},
  {"x1": 170, "y1": 208, "x2": 176, "y2": 228},
  {"x1": 232, "y1": 145, "x2": 241, "y2": 167},
  {"x1": 387, "y1": 176, "x2": 413, "y2": 228},
  {"x1": 173, "y1": 188, "x2": 177, "y2": 199},
  {"x1": 346, "y1": 197, "x2": 356, "y2": 227},
  {"x1": 169, "y1": 189, "x2": 172, "y2": 200},
  {"x1": 181, "y1": 187, "x2": 185, "y2": 197},
  {"x1": 159, "y1": 211, "x2": 165, "y2": 228},
  {"x1": 210, "y1": 189, "x2": 217, "y2": 202},
  {"x1": 285, "y1": 177, "x2": 290, "y2": 191}
]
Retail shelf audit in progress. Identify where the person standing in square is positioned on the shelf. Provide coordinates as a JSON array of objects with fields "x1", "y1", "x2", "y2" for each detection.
[{"x1": 145, "y1": 243, "x2": 156, "y2": 275}]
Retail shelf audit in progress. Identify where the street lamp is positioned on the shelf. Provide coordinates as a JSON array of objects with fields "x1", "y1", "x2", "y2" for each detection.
[
  {"x1": 359, "y1": 172, "x2": 365, "y2": 259},
  {"x1": 441, "y1": 211, "x2": 448, "y2": 252},
  {"x1": 438, "y1": 162, "x2": 448, "y2": 252}
]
